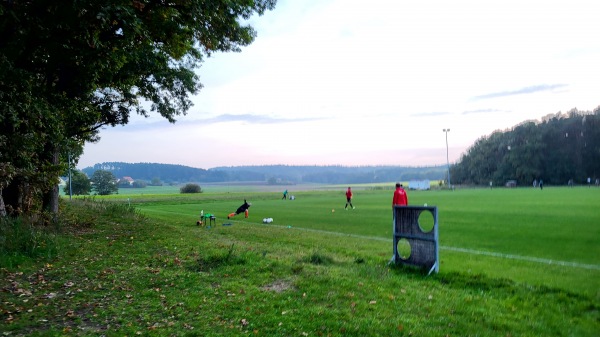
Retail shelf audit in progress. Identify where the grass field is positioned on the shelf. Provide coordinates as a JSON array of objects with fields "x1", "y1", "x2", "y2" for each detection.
[
  {"x1": 1, "y1": 184, "x2": 599, "y2": 336},
  {"x1": 127, "y1": 185, "x2": 600, "y2": 296}
]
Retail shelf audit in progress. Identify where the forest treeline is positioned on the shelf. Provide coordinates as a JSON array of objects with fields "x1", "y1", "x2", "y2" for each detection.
[
  {"x1": 81, "y1": 107, "x2": 599, "y2": 187},
  {"x1": 81, "y1": 163, "x2": 447, "y2": 185},
  {"x1": 451, "y1": 107, "x2": 600, "y2": 186}
]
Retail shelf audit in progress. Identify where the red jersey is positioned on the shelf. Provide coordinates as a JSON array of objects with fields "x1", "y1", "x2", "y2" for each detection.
[
  {"x1": 346, "y1": 188, "x2": 352, "y2": 198},
  {"x1": 392, "y1": 187, "x2": 408, "y2": 206}
]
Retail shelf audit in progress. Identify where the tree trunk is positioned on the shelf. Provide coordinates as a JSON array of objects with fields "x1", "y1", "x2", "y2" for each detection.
[
  {"x1": 42, "y1": 148, "x2": 60, "y2": 215},
  {"x1": 43, "y1": 184, "x2": 59, "y2": 215},
  {"x1": 0, "y1": 189, "x2": 6, "y2": 217}
]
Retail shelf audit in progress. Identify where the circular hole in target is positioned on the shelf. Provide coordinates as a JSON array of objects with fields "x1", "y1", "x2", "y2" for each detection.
[
  {"x1": 396, "y1": 238, "x2": 411, "y2": 260},
  {"x1": 418, "y1": 210, "x2": 435, "y2": 233}
]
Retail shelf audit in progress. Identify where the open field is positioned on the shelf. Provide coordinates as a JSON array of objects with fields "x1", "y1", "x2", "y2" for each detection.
[
  {"x1": 127, "y1": 185, "x2": 600, "y2": 296},
  {"x1": 1, "y1": 185, "x2": 598, "y2": 336}
]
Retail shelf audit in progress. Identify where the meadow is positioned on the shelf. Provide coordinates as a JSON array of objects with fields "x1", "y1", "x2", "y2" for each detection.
[
  {"x1": 1, "y1": 184, "x2": 598, "y2": 336},
  {"x1": 127, "y1": 185, "x2": 600, "y2": 295}
]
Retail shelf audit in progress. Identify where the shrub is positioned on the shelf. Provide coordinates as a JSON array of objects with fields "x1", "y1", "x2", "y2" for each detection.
[{"x1": 180, "y1": 183, "x2": 202, "y2": 193}]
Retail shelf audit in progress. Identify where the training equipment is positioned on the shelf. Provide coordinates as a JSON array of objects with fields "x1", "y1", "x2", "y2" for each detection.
[{"x1": 390, "y1": 205, "x2": 439, "y2": 275}]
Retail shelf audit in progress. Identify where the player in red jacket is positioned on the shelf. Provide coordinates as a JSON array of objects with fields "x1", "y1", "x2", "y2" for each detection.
[
  {"x1": 392, "y1": 183, "x2": 408, "y2": 206},
  {"x1": 344, "y1": 187, "x2": 355, "y2": 210}
]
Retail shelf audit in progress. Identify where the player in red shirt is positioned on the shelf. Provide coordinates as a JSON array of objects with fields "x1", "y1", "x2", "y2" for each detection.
[{"x1": 344, "y1": 187, "x2": 355, "y2": 210}]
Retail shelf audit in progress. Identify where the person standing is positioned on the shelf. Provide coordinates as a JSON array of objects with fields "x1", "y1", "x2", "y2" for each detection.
[
  {"x1": 282, "y1": 189, "x2": 288, "y2": 200},
  {"x1": 393, "y1": 183, "x2": 408, "y2": 207},
  {"x1": 344, "y1": 187, "x2": 355, "y2": 210}
]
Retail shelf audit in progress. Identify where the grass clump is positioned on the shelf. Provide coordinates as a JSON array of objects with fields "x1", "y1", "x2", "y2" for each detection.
[{"x1": 304, "y1": 250, "x2": 334, "y2": 265}]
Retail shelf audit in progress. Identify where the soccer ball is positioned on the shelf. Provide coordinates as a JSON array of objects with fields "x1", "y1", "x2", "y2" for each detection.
[{"x1": 331, "y1": 209, "x2": 335, "y2": 213}]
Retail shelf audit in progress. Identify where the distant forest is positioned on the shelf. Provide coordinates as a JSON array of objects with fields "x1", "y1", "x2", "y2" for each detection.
[
  {"x1": 81, "y1": 163, "x2": 447, "y2": 185},
  {"x1": 81, "y1": 107, "x2": 599, "y2": 187},
  {"x1": 452, "y1": 107, "x2": 600, "y2": 186}
]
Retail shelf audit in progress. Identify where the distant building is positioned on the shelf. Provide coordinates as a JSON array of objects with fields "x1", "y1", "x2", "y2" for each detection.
[
  {"x1": 408, "y1": 180, "x2": 430, "y2": 190},
  {"x1": 120, "y1": 176, "x2": 134, "y2": 186}
]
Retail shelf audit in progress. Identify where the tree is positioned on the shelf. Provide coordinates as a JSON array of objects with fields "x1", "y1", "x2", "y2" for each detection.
[
  {"x1": 452, "y1": 107, "x2": 600, "y2": 186},
  {"x1": 63, "y1": 170, "x2": 91, "y2": 196},
  {"x1": 150, "y1": 177, "x2": 162, "y2": 186},
  {"x1": 132, "y1": 180, "x2": 147, "y2": 188},
  {"x1": 91, "y1": 170, "x2": 118, "y2": 196},
  {"x1": 0, "y1": 0, "x2": 277, "y2": 216}
]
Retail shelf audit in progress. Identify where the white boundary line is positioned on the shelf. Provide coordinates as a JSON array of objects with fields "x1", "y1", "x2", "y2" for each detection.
[
  {"x1": 137, "y1": 209, "x2": 600, "y2": 271},
  {"x1": 269, "y1": 225, "x2": 600, "y2": 271},
  {"x1": 439, "y1": 246, "x2": 600, "y2": 271}
]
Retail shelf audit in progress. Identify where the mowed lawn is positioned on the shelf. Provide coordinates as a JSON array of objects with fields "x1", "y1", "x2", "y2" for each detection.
[{"x1": 129, "y1": 185, "x2": 600, "y2": 297}]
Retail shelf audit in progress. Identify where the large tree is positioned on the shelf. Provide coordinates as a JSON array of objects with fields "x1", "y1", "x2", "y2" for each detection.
[
  {"x1": 0, "y1": 0, "x2": 276, "y2": 216},
  {"x1": 91, "y1": 170, "x2": 118, "y2": 196},
  {"x1": 63, "y1": 170, "x2": 91, "y2": 196}
]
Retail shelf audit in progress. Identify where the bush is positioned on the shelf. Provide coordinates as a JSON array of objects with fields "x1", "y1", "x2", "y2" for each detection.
[{"x1": 180, "y1": 183, "x2": 202, "y2": 194}]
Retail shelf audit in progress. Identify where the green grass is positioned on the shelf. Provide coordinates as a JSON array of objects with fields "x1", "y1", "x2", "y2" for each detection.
[
  {"x1": 130, "y1": 187, "x2": 600, "y2": 292},
  {"x1": 1, "y1": 186, "x2": 598, "y2": 336}
]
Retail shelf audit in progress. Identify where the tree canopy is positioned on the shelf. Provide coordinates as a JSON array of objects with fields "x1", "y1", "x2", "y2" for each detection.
[
  {"x1": 451, "y1": 107, "x2": 600, "y2": 186},
  {"x1": 64, "y1": 170, "x2": 91, "y2": 196},
  {"x1": 0, "y1": 0, "x2": 276, "y2": 216},
  {"x1": 91, "y1": 170, "x2": 118, "y2": 196}
]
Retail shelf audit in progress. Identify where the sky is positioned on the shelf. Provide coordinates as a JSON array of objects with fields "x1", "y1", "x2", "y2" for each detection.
[{"x1": 78, "y1": 0, "x2": 600, "y2": 170}]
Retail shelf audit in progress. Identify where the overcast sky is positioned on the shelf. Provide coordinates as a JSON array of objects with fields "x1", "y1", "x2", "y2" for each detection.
[{"x1": 78, "y1": 0, "x2": 600, "y2": 170}]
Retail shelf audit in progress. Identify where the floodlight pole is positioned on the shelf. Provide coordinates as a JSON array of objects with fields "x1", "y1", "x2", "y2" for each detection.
[{"x1": 443, "y1": 129, "x2": 451, "y2": 188}]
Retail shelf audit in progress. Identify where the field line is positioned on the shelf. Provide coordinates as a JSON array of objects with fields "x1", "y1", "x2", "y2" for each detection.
[
  {"x1": 438, "y1": 246, "x2": 600, "y2": 271},
  {"x1": 136, "y1": 208, "x2": 600, "y2": 271},
  {"x1": 272, "y1": 225, "x2": 600, "y2": 271}
]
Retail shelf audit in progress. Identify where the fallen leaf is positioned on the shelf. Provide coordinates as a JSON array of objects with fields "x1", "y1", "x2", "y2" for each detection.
[{"x1": 43, "y1": 293, "x2": 57, "y2": 299}]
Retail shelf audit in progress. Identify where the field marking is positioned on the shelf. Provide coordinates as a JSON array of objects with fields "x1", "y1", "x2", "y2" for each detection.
[
  {"x1": 438, "y1": 246, "x2": 600, "y2": 271},
  {"x1": 135, "y1": 209, "x2": 600, "y2": 271},
  {"x1": 272, "y1": 225, "x2": 600, "y2": 271}
]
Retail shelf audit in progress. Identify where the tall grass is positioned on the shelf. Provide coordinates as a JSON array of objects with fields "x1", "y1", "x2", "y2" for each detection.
[{"x1": 0, "y1": 216, "x2": 60, "y2": 268}]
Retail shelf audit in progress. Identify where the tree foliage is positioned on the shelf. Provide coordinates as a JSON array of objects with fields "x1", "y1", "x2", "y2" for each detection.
[
  {"x1": 452, "y1": 107, "x2": 600, "y2": 186},
  {"x1": 0, "y1": 0, "x2": 276, "y2": 216},
  {"x1": 63, "y1": 170, "x2": 91, "y2": 196},
  {"x1": 132, "y1": 180, "x2": 147, "y2": 188},
  {"x1": 91, "y1": 170, "x2": 118, "y2": 196}
]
